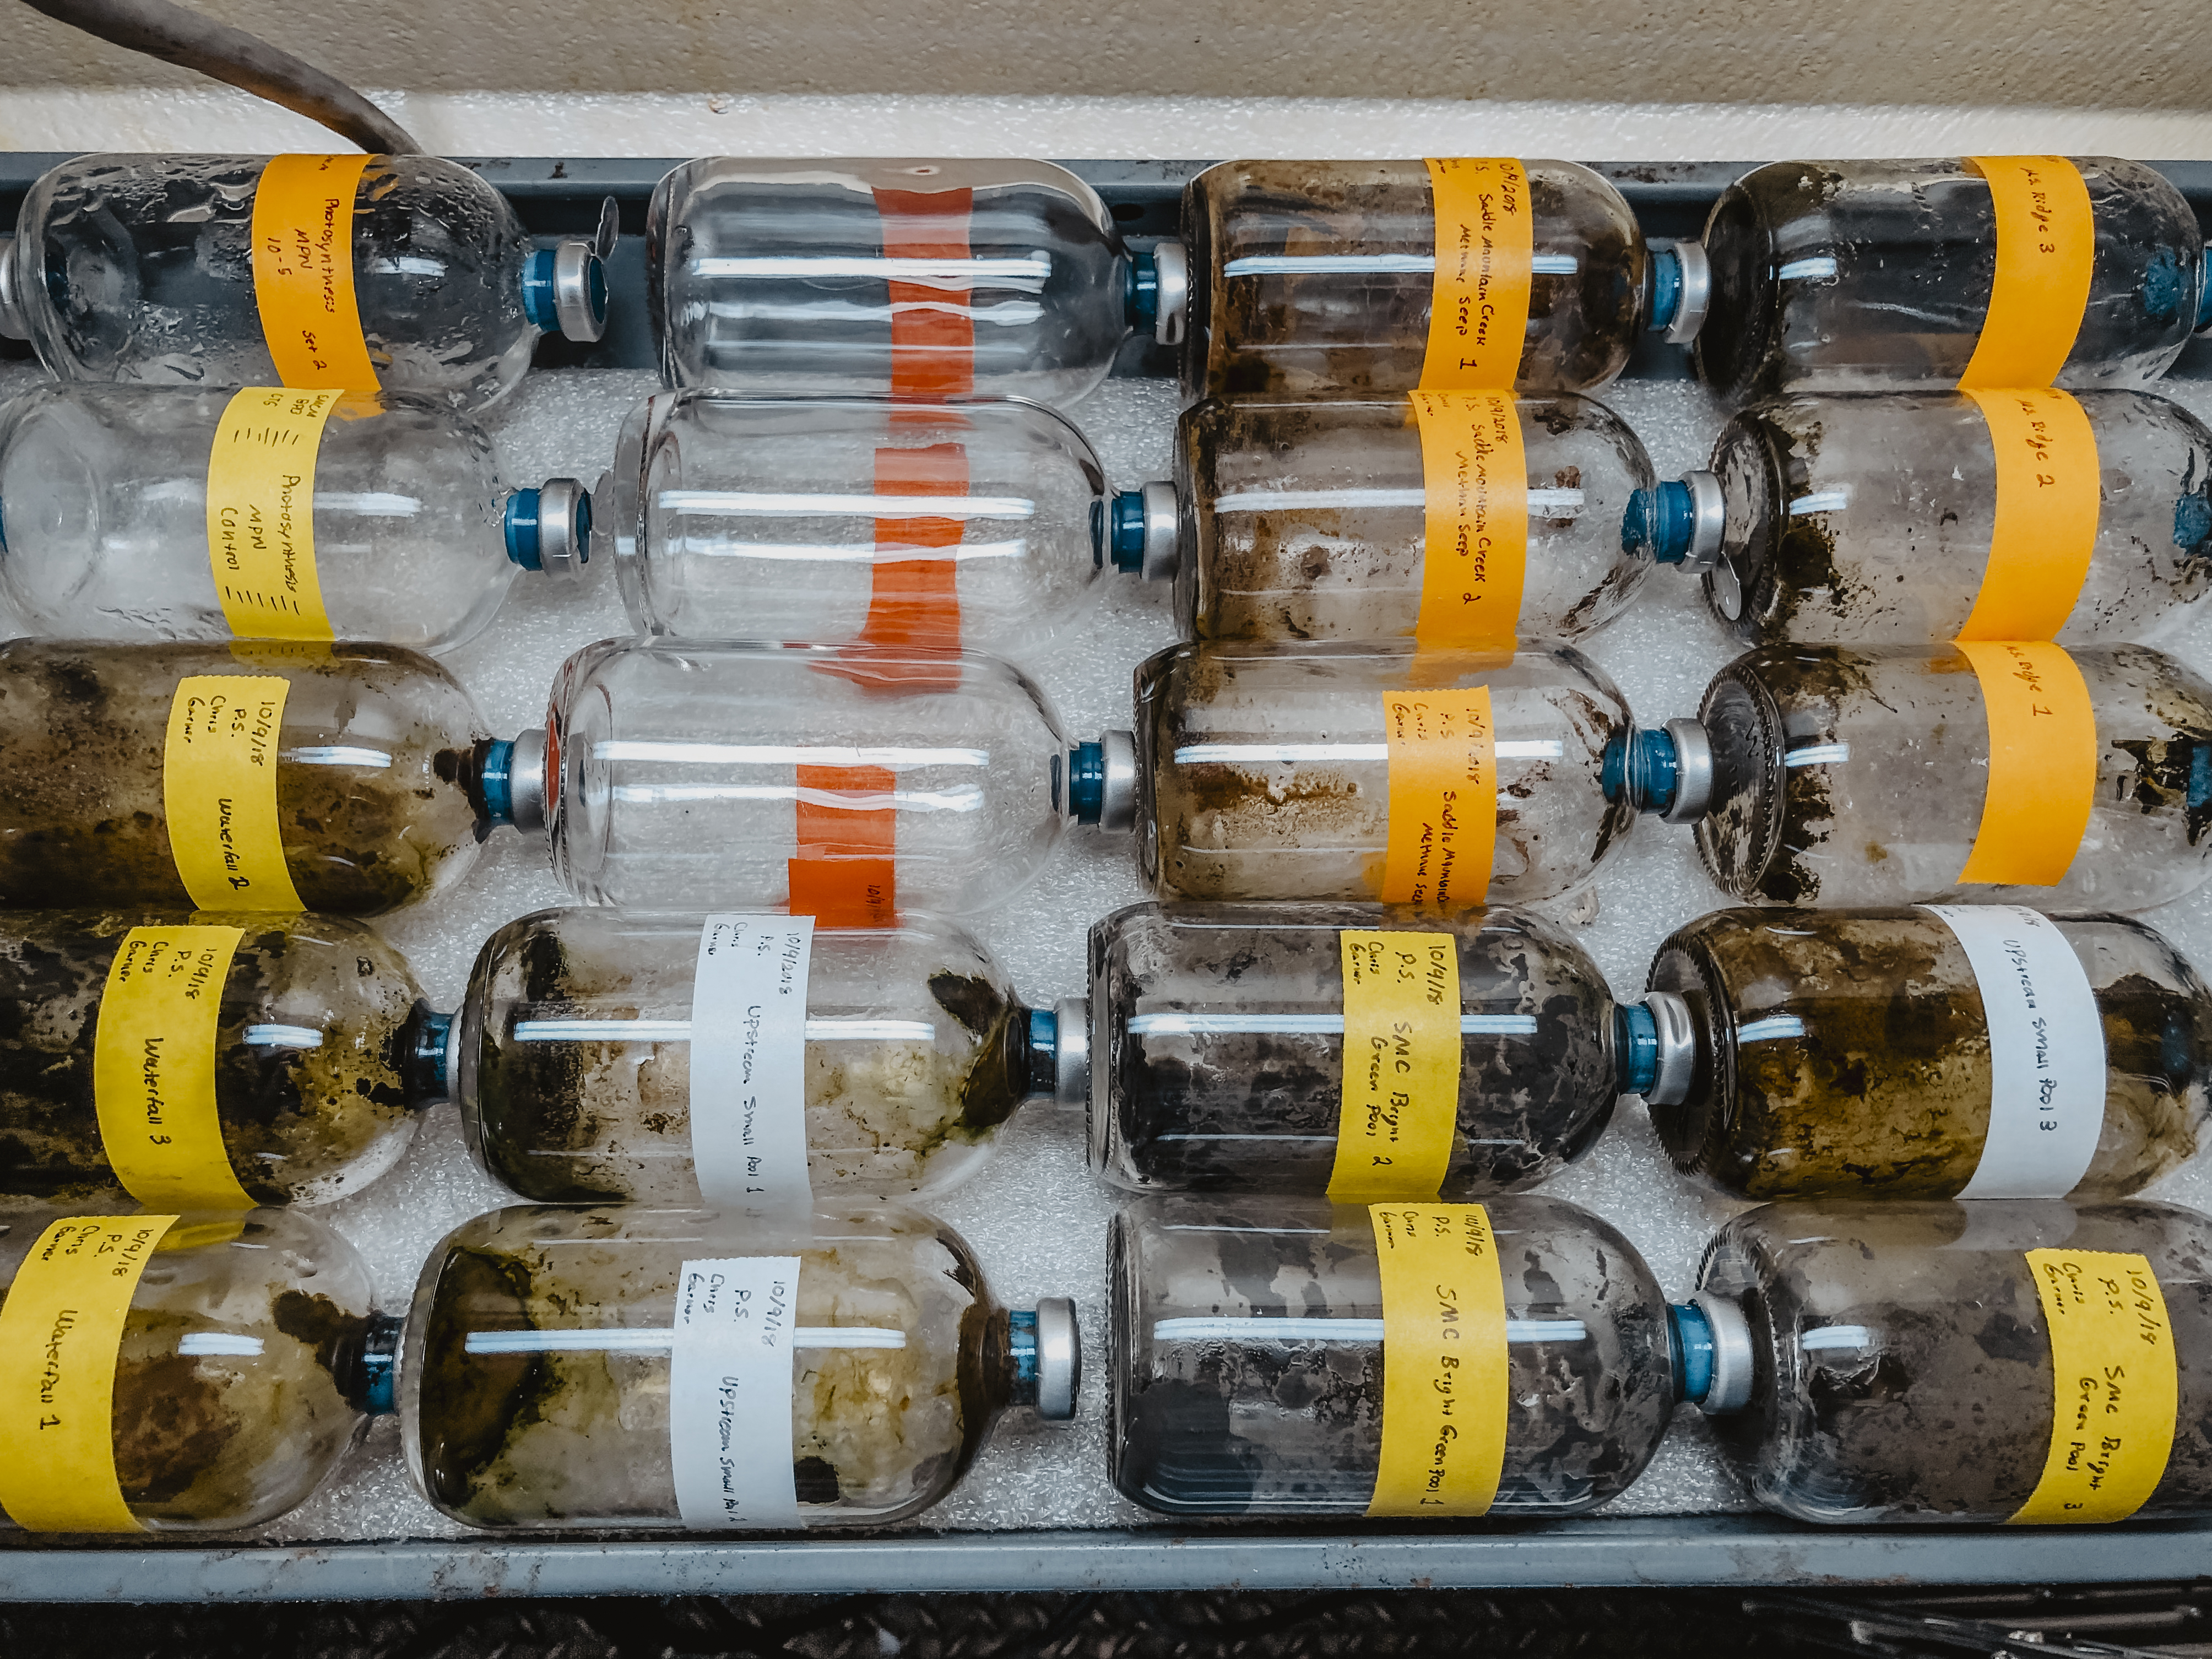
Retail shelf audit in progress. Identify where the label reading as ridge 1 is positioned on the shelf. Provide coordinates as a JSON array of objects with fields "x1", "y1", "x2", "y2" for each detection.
[
  {"x1": 1367, "y1": 1202, "x2": 1508, "y2": 1517},
  {"x1": 161, "y1": 674, "x2": 305, "y2": 911},
  {"x1": 690, "y1": 915, "x2": 815, "y2": 1208},
  {"x1": 205, "y1": 387, "x2": 339, "y2": 641},
  {"x1": 668, "y1": 1255, "x2": 805, "y2": 1530},
  {"x1": 1328, "y1": 930, "x2": 1462, "y2": 1201},
  {"x1": 1955, "y1": 640, "x2": 2097, "y2": 887},
  {"x1": 1922, "y1": 905, "x2": 2107, "y2": 1199}
]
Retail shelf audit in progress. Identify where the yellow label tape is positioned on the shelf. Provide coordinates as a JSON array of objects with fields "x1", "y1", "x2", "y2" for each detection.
[
  {"x1": 2010, "y1": 1248, "x2": 2177, "y2": 1524},
  {"x1": 1379, "y1": 686, "x2": 1496, "y2": 905},
  {"x1": 1960, "y1": 156, "x2": 2095, "y2": 389},
  {"x1": 1328, "y1": 930, "x2": 1463, "y2": 1200},
  {"x1": 1420, "y1": 159, "x2": 1532, "y2": 389},
  {"x1": 1410, "y1": 391, "x2": 1528, "y2": 649},
  {"x1": 252, "y1": 153, "x2": 379, "y2": 394},
  {"x1": 162, "y1": 674, "x2": 305, "y2": 911},
  {"x1": 1956, "y1": 388, "x2": 2100, "y2": 641},
  {"x1": 0, "y1": 1213, "x2": 178, "y2": 1532},
  {"x1": 1955, "y1": 641, "x2": 2097, "y2": 886},
  {"x1": 206, "y1": 387, "x2": 339, "y2": 642},
  {"x1": 1367, "y1": 1202, "x2": 1508, "y2": 1517},
  {"x1": 93, "y1": 925, "x2": 252, "y2": 1211}
]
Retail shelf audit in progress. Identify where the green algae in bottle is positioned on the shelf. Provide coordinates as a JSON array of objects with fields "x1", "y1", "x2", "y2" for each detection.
[
  {"x1": 0, "y1": 1206, "x2": 395, "y2": 1533},
  {"x1": 1640, "y1": 906, "x2": 2212, "y2": 1202},
  {"x1": 400, "y1": 1202, "x2": 1078, "y2": 1531},
  {"x1": 454, "y1": 908, "x2": 1059, "y2": 1205}
]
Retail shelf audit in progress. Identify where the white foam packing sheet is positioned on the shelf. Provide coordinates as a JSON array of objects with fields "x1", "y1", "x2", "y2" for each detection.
[{"x1": 12, "y1": 351, "x2": 2212, "y2": 1545}]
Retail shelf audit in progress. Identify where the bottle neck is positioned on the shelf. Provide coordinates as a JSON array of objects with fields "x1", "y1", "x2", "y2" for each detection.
[
  {"x1": 399, "y1": 1001, "x2": 454, "y2": 1107},
  {"x1": 1019, "y1": 1001, "x2": 1090, "y2": 1103},
  {"x1": 503, "y1": 480, "x2": 594, "y2": 577},
  {"x1": 348, "y1": 1311, "x2": 404, "y2": 1418},
  {"x1": 1002, "y1": 1299, "x2": 1080, "y2": 1419},
  {"x1": 477, "y1": 730, "x2": 549, "y2": 833},
  {"x1": 519, "y1": 241, "x2": 611, "y2": 342},
  {"x1": 1668, "y1": 1294, "x2": 1752, "y2": 1414},
  {"x1": 1122, "y1": 242, "x2": 1189, "y2": 346},
  {"x1": 1107, "y1": 483, "x2": 1179, "y2": 579},
  {"x1": 1646, "y1": 240, "x2": 1711, "y2": 344},
  {"x1": 1060, "y1": 734, "x2": 1137, "y2": 831},
  {"x1": 1625, "y1": 471, "x2": 1725, "y2": 569},
  {"x1": 1615, "y1": 991, "x2": 1696, "y2": 1105},
  {"x1": 1603, "y1": 722, "x2": 1714, "y2": 823}
]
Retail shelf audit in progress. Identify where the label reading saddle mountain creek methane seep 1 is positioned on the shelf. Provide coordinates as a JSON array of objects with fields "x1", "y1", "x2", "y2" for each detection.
[
  {"x1": 668, "y1": 1255, "x2": 805, "y2": 1530},
  {"x1": 690, "y1": 915, "x2": 815, "y2": 1207}
]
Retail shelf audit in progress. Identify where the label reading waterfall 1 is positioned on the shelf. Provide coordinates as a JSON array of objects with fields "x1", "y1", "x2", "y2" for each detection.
[
  {"x1": 1367, "y1": 1202, "x2": 1508, "y2": 1517},
  {"x1": 1960, "y1": 157, "x2": 2095, "y2": 390},
  {"x1": 1410, "y1": 391, "x2": 1528, "y2": 648},
  {"x1": 668, "y1": 1255, "x2": 805, "y2": 1530},
  {"x1": 1328, "y1": 930, "x2": 1462, "y2": 1200},
  {"x1": 2009, "y1": 1248, "x2": 2177, "y2": 1524},
  {"x1": 251, "y1": 154, "x2": 379, "y2": 394},
  {"x1": 205, "y1": 387, "x2": 339, "y2": 641},
  {"x1": 1955, "y1": 640, "x2": 2097, "y2": 887},
  {"x1": 1922, "y1": 905, "x2": 2107, "y2": 1199},
  {"x1": 162, "y1": 674, "x2": 305, "y2": 911},
  {"x1": 0, "y1": 1213, "x2": 179, "y2": 1532},
  {"x1": 1380, "y1": 686, "x2": 1497, "y2": 904},
  {"x1": 1956, "y1": 388, "x2": 2101, "y2": 641},
  {"x1": 690, "y1": 915, "x2": 815, "y2": 1207},
  {"x1": 1420, "y1": 159, "x2": 1532, "y2": 389}
]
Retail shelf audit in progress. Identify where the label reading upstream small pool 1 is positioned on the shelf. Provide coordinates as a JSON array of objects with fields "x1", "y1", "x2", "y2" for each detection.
[
  {"x1": 1955, "y1": 640, "x2": 2097, "y2": 887},
  {"x1": 1367, "y1": 1202, "x2": 1508, "y2": 1517},
  {"x1": 1420, "y1": 159, "x2": 1532, "y2": 389},
  {"x1": 162, "y1": 674, "x2": 305, "y2": 911},
  {"x1": 668, "y1": 1254, "x2": 805, "y2": 1530},
  {"x1": 251, "y1": 154, "x2": 379, "y2": 394},
  {"x1": 1410, "y1": 391, "x2": 1527, "y2": 649},
  {"x1": 1329, "y1": 930, "x2": 1462, "y2": 1200},
  {"x1": 689, "y1": 914, "x2": 815, "y2": 1208},
  {"x1": 205, "y1": 387, "x2": 340, "y2": 641},
  {"x1": 1379, "y1": 686, "x2": 1496, "y2": 905}
]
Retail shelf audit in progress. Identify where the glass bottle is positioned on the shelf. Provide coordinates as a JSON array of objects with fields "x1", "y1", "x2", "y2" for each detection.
[
  {"x1": 1121, "y1": 393, "x2": 1657, "y2": 643},
  {"x1": 606, "y1": 391, "x2": 1108, "y2": 650},
  {"x1": 1688, "y1": 1199, "x2": 2212, "y2": 1524},
  {"x1": 0, "y1": 910, "x2": 447, "y2": 1207},
  {"x1": 400, "y1": 1202, "x2": 1079, "y2": 1530},
  {"x1": 1078, "y1": 901, "x2": 1623, "y2": 1194},
  {"x1": 0, "y1": 383, "x2": 592, "y2": 654},
  {"x1": 1680, "y1": 643, "x2": 2212, "y2": 910},
  {"x1": 1127, "y1": 639, "x2": 1639, "y2": 904},
  {"x1": 1663, "y1": 390, "x2": 2212, "y2": 646},
  {"x1": 647, "y1": 159, "x2": 1182, "y2": 409},
  {"x1": 0, "y1": 154, "x2": 610, "y2": 412},
  {"x1": 0, "y1": 1206, "x2": 394, "y2": 1533},
  {"x1": 1107, "y1": 1194, "x2": 1676, "y2": 1516},
  {"x1": 0, "y1": 639, "x2": 493, "y2": 915},
  {"x1": 1692, "y1": 158, "x2": 2205, "y2": 403},
  {"x1": 1181, "y1": 160, "x2": 1679, "y2": 400},
  {"x1": 1641, "y1": 907, "x2": 2212, "y2": 1201},
  {"x1": 495, "y1": 637, "x2": 1129, "y2": 914},
  {"x1": 454, "y1": 908, "x2": 1056, "y2": 1203}
]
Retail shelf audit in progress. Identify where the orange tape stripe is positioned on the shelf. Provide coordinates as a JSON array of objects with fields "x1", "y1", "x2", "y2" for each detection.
[
  {"x1": 1379, "y1": 686, "x2": 1497, "y2": 905},
  {"x1": 1955, "y1": 388, "x2": 2101, "y2": 641},
  {"x1": 251, "y1": 154, "x2": 379, "y2": 393},
  {"x1": 788, "y1": 763, "x2": 897, "y2": 928},
  {"x1": 1960, "y1": 157, "x2": 2095, "y2": 390},
  {"x1": 1955, "y1": 640, "x2": 2097, "y2": 886},
  {"x1": 1410, "y1": 391, "x2": 1528, "y2": 648},
  {"x1": 1419, "y1": 159, "x2": 1533, "y2": 390}
]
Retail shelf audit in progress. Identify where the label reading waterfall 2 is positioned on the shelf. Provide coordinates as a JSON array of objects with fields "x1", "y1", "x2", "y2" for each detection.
[
  {"x1": 0, "y1": 1213, "x2": 178, "y2": 1532},
  {"x1": 1367, "y1": 1202, "x2": 1508, "y2": 1517},
  {"x1": 251, "y1": 154, "x2": 379, "y2": 394},
  {"x1": 205, "y1": 387, "x2": 338, "y2": 641},
  {"x1": 1956, "y1": 388, "x2": 2101, "y2": 641},
  {"x1": 1960, "y1": 158, "x2": 2095, "y2": 389},
  {"x1": 1922, "y1": 906, "x2": 2107, "y2": 1199},
  {"x1": 1955, "y1": 641, "x2": 2097, "y2": 887},
  {"x1": 1380, "y1": 686, "x2": 1497, "y2": 904},
  {"x1": 690, "y1": 915, "x2": 815, "y2": 1207},
  {"x1": 93, "y1": 925, "x2": 253, "y2": 1211},
  {"x1": 669, "y1": 1255, "x2": 804, "y2": 1530},
  {"x1": 1411, "y1": 391, "x2": 1527, "y2": 648},
  {"x1": 1420, "y1": 159, "x2": 1532, "y2": 389},
  {"x1": 162, "y1": 675, "x2": 305, "y2": 910},
  {"x1": 2010, "y1": 1248, "x2": 2177, "y2": 1524},
  {"x1": 1328, "y1": 931, "x2": 1462, "y2": 1200}
]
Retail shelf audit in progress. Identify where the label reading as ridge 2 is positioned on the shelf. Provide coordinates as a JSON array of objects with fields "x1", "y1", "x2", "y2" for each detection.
[{"x1": 690, "y1": 915, "x2": 815, "y2": 1207}]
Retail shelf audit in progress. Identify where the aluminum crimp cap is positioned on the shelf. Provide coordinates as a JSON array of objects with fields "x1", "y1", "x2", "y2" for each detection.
[
  {"x1": 1665, "y1": 239, "x2": 1712, "y2": 345},
  {"x1": 1098, "y1": 731, "x2": 1138, "y2": 833},
  {"x1": 506, "y1": 727, "x2": 550, "y2": 834},
  {"x1": 1151, "y1": 239, "x2": 1190, "y2": 346},
  {"x1": 1660, "y1": 717, "x2": 1714, "y2": 825},
  {"x1": 1138, "y1": 480, "x2": 1179, "y2": 581},
  {"x1": 1690, "y1": 1291, "x2": 1753, "y2": 1415},
  {"x1": 1034, "y1": 1297, "x2": 1081, "y2": 1421},
  {"x1": 1638, "y1": 989, "x2": 1698, "y2": 1107},
  {"x1": 1052, "y1": 994, "x2": 1091, "y2": 1105}
]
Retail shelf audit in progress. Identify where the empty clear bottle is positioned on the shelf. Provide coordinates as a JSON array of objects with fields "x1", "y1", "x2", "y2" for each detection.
[
  {"x1": 1675, "y1": 643, "x2": 2212, "y2": 910},
  {"x1": 1654, "y1": 390, "x2": 2212, "y2": 646},
  {"x1": 1687, "y1": 1199, "x2": 2212, "y2": 1524},
  {"x1": 648, "y1": 159, "x2": 1183, "y2": 408},
  {"x1": 1127, "y1": 639, "x2": 1640, "y2": 904},
  {"x1": 454, "y1": 908, "x2": 1058, "y2": 1203},
  {"x1": 1115, "y1": 393, "x2": 1657, "y2": 643},
  {"x1": 0, "y1": 383, "x2": 592, "y2": 654},
  {"x1": 607, "y1": 392, "x2": 1108, "y2": 650},
  {"x1": 1182, "y1": 159, "x2": 1696, "y2": 400},
  {"x1": 1691, "y1": 158, "x2": 2206, "y2": 403},
  {"x1": 0, "y1": 910, "x2": 446, "y2": 1208},
  {"x1": 0, "y1": 1207, "x2": 394, "y2": 1533},
  {"x1": 0, "y1": 639, "x2": 494, "y2": 915},
  {"x1": 1108, "y1": 1195, "x2": 1676, "y2": 1516},
  {"x1": 1076, "y1": 901, "x2": 1624, "y2": 1194},
  {"x1": 1, "y1": 154, "x2": 610, "y2": 412},
  {"x1": 1641, "y1": 907, "x2": 2212, "y2": 1201},
  {"x1": 400, "y1": 1202, "x2": 1078, "y2": 1530}
]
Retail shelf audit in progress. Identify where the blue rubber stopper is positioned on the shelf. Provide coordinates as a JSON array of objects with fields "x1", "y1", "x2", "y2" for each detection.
[
  {"x1": 1066, "y1": 742, "x2": 1107, "y2": 824},
  {"x1": 1009, "y1": 1308, "x2": 1041, "y2": 1386},
  {"x1": 1669, "y1": 1302, "x2": 1716, "y2": 1405},
  {"x1": 1125, "y1": 250, "x2": 1161, "y2": 330},
  {"x1": 2142, "y1": 247, "x2": 2185, "y2": 326},
  {"x1": 2199, "y1": 247, "x2": 2212, "y2": 332},
  {"x1": 361, "y1": 1313, "x2": 403, "y2": 1417},
  {"x1": 1615, "y1": 1002, "x2": 1660, "y2": 1097},
  {"x1": 408, "y1": 1008, "x2": 453, "y2": 1104},
  {"x1": 1649, "y1": 245, "x2": 1683, "y2": 332},
  {"x1": 519, "y1": 247, "x2": 560, "y2": 332},
  {"x1": 1109, "y1": 490, "x2": 1148, "y2": 573},
  {"x1": 1027, "y1": 1005, "x2": 1059, "y2": 1096},
  {"x1": 1625, "y1": 480, "x2": 1698, "y2": 563},
  {"x1": 2177, "y1": 492, "x2": 2212, "y2": 554},
  {"x1": 480, "y1": 738, "x2": 518, "y2": 826},
  {"x1": 505, "y1": 490, "x2": 544, "y2": 571},
  {"x1": 1603, "y1": 728, "x2": 1682, "y2": 814}
]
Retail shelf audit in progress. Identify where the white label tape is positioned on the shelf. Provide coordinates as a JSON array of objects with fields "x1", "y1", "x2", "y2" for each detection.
[
  {"x1": 690, "y1": 914, "x2": 815, "y2": 1207},
  {"x1": 668, "y1": 1254, "x2": 804, "y2": 1530}
]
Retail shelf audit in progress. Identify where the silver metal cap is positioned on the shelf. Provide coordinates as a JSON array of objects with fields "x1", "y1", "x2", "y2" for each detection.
[
  {"x1": 1660, "y1": 717, "x2": 1713, "y2": 825},
  {"x1": 1098, "y1": 730, "x2": 1138, "y2": 833},
  {"x1": 533, "y1": 477, "x2": 592, "y2": 579},
  {"x1": 1663, "y1": 240, "x2": 1712, "y2": 345},
  {"x1": 1706, "y1": 551, "x2": 1744, "y2": 622},
  {"x1": 1679, "y1": 469, "x2": 1727, "y2": 573},
  {"x1": 506, "y1": 726, "x2": 549, "y2": 834},
  {"x1": 1052, "y1": 994, "x2": 1091, "y2": 1105},
  {"x1": 1690, "y1": 1291, "x2": 1754, "y2": 1415},
  {"x1": 0, "y1": 237, "x2": 25, "y2": 341},
  {"x1": 1137, "y1": 480, "x2": 1179, "y2": 581},
  {"x1": 1151, "y1": 239, "x2": 1189, "y2": 347},
  {"x1": 1639, "y1": 990, "x2": 1698, "y2": 1107},
  {"x1": 1034, "y1": 1297, "x2": 1081, "y2": 1421}
]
